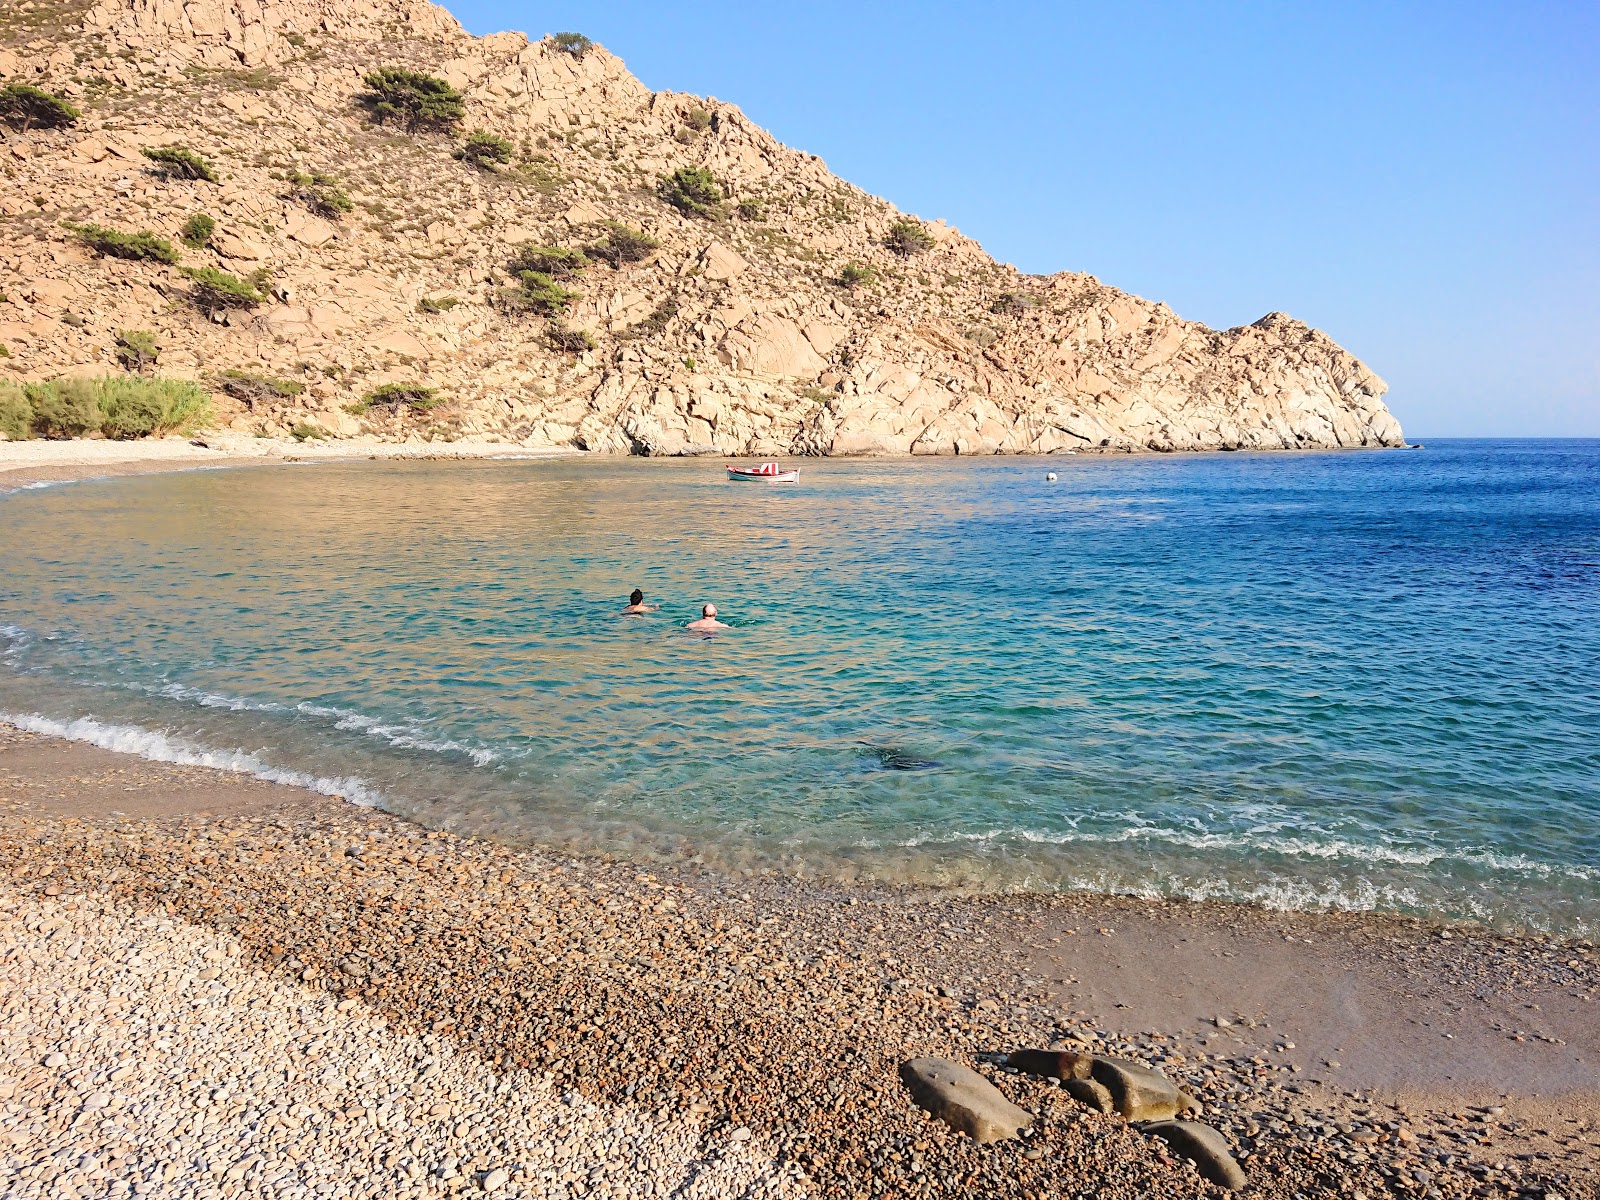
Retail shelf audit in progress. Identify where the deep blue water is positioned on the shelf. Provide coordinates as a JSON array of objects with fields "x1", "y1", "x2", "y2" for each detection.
[{"x1": 2, "y1": 441, "x2": 1597, "y2": 933}]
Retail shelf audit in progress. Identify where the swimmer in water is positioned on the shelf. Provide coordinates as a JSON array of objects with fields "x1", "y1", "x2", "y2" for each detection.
[
  {"x1": 621, "y1": 588, "x2": 659, "y2": 615},
  {"x1": 685, "y1": 603, "x2": 728, "y2": 632}
]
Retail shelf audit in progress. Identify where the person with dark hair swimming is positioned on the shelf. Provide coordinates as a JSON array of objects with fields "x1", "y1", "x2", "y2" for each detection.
[{"x1": 621, "y1": 588, "x2": 659, "y2": 615}]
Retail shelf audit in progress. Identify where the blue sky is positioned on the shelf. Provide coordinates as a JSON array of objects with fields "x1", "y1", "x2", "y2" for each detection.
[{"x1": 448, "y1": 1, "x2": 1598, "y2": 437}]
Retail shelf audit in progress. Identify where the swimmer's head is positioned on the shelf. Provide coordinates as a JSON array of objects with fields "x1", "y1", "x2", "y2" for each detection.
[
  {"x1": 702, "y1": 604, "x2": 717, "y2": 618},
  {"x1": 630, "y1": 588, "x2": 644, "y2": 606}
]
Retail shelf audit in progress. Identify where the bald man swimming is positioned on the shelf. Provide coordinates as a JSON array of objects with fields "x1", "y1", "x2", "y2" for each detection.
[{"x1": 685, "y1": 603, "x2": 729, "y2": 632}]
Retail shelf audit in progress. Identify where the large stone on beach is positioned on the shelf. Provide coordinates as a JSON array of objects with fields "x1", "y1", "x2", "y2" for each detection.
[
  {"x1": 1007, "y1": 1047, "x2": 1093, "y2": 1081},
  {"x1": 898, "y1": 1058, "x2": 1033, "y2": 1144},
  {"x1": 1090, "y1": 1057, "x2": 1185, "y2": 1121},
  {"x1": 1143, "y1": 1121, "x2": 1247, "y2": 1190},
  {"x1": 1065, "y1": 1077, "x2": 1115, "y2": 1114}
]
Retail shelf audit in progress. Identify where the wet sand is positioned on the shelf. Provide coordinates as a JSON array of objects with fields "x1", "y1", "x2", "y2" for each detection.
[{"x1": 3, "y1": 722, "x2": 1596, "y2": 1198}]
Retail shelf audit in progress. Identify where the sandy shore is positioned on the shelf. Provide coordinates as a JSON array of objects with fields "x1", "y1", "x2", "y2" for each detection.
[
  {"x1": 0, "y1": 435, "x2": 583, "y2": 493},
  {"x1": 2, "y1": 724, "x2": 1595, "y2": 1199}
]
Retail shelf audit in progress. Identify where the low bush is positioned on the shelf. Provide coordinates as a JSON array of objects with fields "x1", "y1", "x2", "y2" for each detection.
[
  {"x1": 219, "y1": 369, "x2": 304, "y2": 407},
  {"x1": 0, "y1": 382, "x2": 30, "y2": 441},
  {"x1": 358, "y1": 67, "x2": 465, "y2": 133},
  {"x1": 735, "y1": 198, "x2": 765, "y2": 222},
  {"x1": 660, "y1": 166, "x2": 725, "y2": 219},
  {"x1": 351, "y1": 382, "x2": 444, "y2": 414},
  {"x1": 552, "y1": 32, "x2": 592, "y2": 58},
  {"x1": 416, "y1": 295, "x2": 459, "y2": 315},
  {"x1": 114, "y1": 329, "x2": 160, "y2": 371},
  {"x1": 990, "y1": 291, "x2": 1035, "y2": 316},
  {"x1": 95, "y1": 376, "x2": 214, "y2": 439},
  {"x1": 838, "y1": 261, "x2": 878, "y2": 289},
  {"x1": 0, "y1": 83, "x2": 80, "y2": 133},
  {"x1": 884, "y1": 218, "x2": 936, "y2": 256},
  {"x1": 286, "y1": 171, "x2": 353, "y2": 219},
  {"x1": 684, "y1": 106, "x2": 712, "y2": 132},
  {"x1": 183, "y1": 266, "x2": 266, "y2": 314},
  {"x1": 500, "y1": 270, "x2": 576, "y2": 316},
  {"x1": 67, "y1": 222, "x2": 181, "y2": 265},
  {"x1": 290, "y1": 422, "x2": 326, "y2": 442},
  {"x1": 546, "y1": 320, "x2": 595, "y2": 354},
  {"x1": 509, "y1": 244, "x2": 587, "y2": 279},
  {"x1": 23, "y1": 379, "x2": 101, "y2": 438},
  {"x1": 617, "y1": 294, "x2": 679, "y2": 342},
  {"x1": 458, "y1": 129, "x2": 513, "y2": 169},
  {"x1": 142, "y1": 145, "x2": 220, "y2": 183},
  {"x1": 588, "y1": 221, "x2": 658, "y2": 266},
  {"x1": 181, "y1": 212, "x2": 215, "y2": 248}
]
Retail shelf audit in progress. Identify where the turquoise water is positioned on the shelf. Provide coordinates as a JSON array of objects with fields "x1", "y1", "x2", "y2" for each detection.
[{"x1": 2, "y1": 443, "x2": 1597, "y2": 934}]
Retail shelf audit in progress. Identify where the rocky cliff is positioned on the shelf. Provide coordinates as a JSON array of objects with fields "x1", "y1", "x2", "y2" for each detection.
[{"x1": 0, "y1": 0, "x2": 1405, "y2": 454}]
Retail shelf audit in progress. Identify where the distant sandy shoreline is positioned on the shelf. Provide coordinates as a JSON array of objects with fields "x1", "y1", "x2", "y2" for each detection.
[{"x1": 1, "y1": 720, "x2": 1595, "y2": 1199}]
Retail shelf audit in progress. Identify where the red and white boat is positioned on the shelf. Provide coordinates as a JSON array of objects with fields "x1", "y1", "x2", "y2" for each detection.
[{"x1": 726, "y1": 462, "x2": 799, "y2": 483}]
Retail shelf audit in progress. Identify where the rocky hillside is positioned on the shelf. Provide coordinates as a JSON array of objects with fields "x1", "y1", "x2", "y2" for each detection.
[{"x1": 0, "y1": 0, "x2": 1405, "y2": 454}]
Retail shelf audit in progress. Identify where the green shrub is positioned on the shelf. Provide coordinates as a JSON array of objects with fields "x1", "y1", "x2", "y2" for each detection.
[
  {"x1": 735, "y1": 198, "x2": 765, "y2": 222},
  {"x1": 0, "y1": 83, "x2": 80, "y2": 133},
  {"x1": 587, "y1": 221, "x2": 658, "y2": 267},
  {"x1": 838, "y1": 261, "x2": 878, "y2": 289},
  {"x1": 509, "y1": 244, "x2": 587, "y2": 279},
  {"x1": 24, "y1": 379, "x2": 101, "y2": 438},
  {"x1": 67, "y1": 222, "x2": 181, "y2": 265},
  {"x1": 552, "y1": 32, "x2": 593, "y2": 58},
  {"x1": 990, "y1": 291, "x2": 1035, "y2": 316},
  {"x1": 684, "y1": 106, "x2": 712, "y2": 132},
  {"x1": 114, "y1": 329, "x2": 160, "y2": 371},
  {"x1": 0, "y1": 382, "x2": 30, "y2": 441},
  {"x1": 219, "y1": 369, "x2": 303, "y2": 407},
  {"x1": 458, "y1": 129, "x2": 513, "y2": 169},
  {"x1": 352, "y1": 382, "x2": 443, "y2": 414},
  {"x1": 182, "y1": 266, "x2": 265, "y2": 314},
  {"x1": 358, "y1": 67, "x2": 465, "y2": 133},
  {"x1": 180, "y1": 212, "x2": 215, "y2": 248},
  {"x1": 660, "y1": 166, "x2": 725, "y2": 219},
  {"x1": 546, "y1": 320, "x2": 595, "y2": 354},
  {"x1": 286, "y1": 171, "x2": 353, "y2": 219},
  {"x1": 142, "y1": 145, "x2": 219, "y2": 183},
  {"x1": 289, "y1": 422, "x2": 326, "y2": 442},
  {"x1": 416, "y1": 295, "x2": 459, "y2": 315},
  {"x1": 617, "y1": 294, "x2": 679, "y2": 342},
  {"x1": 500, "y1": 270, "x2": 576, "y2": 315},
  {"x1": 95, "y1": 376, "x2": 214, "y2": 439},
  {"x1": 884, "y1": 218, "x2": 936, "y2": 256}
]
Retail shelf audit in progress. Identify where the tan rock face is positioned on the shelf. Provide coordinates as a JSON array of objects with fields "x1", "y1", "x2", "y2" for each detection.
[{"x1": 0, "y1": 0, "x2": 1404, "y2": 455}]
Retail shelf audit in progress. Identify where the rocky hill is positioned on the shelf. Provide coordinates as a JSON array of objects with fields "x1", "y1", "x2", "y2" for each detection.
[{"x1": 0, "y1": 0, "x2": 1405, "y2": 454}]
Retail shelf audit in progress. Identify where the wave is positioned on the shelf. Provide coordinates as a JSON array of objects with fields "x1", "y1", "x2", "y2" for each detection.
[
  {"x1": 0, "y1": 711, "x2": 385, "y2": 807},
  {"x1": 882, "y1": 823, "x2": 1598, "y2": 881}
]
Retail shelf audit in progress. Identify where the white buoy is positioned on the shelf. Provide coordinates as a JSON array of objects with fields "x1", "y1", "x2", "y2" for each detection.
[{"x1": 1045, "y1": 472, "x2": 1057, "y2": 482}]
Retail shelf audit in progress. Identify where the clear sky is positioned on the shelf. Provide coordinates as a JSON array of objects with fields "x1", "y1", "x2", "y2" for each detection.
[{"x1": 448, "y1": 1, "x2": 1597, "y2": 437}]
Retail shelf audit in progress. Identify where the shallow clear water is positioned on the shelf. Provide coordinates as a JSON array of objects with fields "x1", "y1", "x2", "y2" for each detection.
[{"x1": 3, "y1": 442, "x2": 1597, "y2": 933}]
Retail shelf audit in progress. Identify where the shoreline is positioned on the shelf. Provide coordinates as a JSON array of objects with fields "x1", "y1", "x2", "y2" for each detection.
[{"x1": 3, "y1": 721, "x2": 1596, "y2": 1199}]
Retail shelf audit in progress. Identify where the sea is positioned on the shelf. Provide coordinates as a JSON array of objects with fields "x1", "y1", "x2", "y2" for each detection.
[{"x1": 2, "y1": 441, "x2": 1596, "y2": 935}]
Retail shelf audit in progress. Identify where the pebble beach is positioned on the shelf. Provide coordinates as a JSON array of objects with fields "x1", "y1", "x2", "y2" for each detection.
[{"x1": 3, "y1": 724, "x2": 1596, "y2": 1200}]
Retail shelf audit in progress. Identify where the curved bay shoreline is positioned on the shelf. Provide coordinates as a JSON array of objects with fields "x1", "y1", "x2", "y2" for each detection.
[{"x1": 2, "y1": 724, "x2": 1596, "y2": 1200}]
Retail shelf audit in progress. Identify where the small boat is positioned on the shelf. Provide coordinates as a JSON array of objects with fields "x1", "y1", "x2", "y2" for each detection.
[{"x1": 726, "y1": 462, "x2": 799, "y2": 483}]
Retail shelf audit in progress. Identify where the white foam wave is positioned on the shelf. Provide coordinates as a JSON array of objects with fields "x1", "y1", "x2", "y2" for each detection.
[{"x1": 0, "y1": 711, "x2": 384, "y2": 807}]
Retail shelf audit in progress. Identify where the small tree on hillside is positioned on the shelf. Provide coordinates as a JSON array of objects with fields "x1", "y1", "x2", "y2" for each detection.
[
  {"x1": 114, "y1": 329, "x2": 160, "y2": 372},
  {"x1": 458, "y1": 128, "x2": 513, "y2": 170},
  {"x1": 142, "y1": 145, "x2": 220, "y2": 182},
  {"x1": 183, "y1": 267, "x2": 266, "y2": 316},
  {"x1": 660, "y1": 166, "x2": 725, "y2": 219},
  {"x1": 508, "y1": 244, "x2": 588, "y2": 279},
  {"x1": 884, "y1": 218, "x2": 936, "y2": 256},
  {"x1": 358, "y1": 68, "x2": 465, "y2": 133},
  {"x1": 285, "y1": 171, "x2": 354, "y2": 219},
  {"x1": 552, "y1": 32, "x2": 593, "y2": 58},
  {"x1": 587, "y1": 221, "x2": 659, "y2": 267},
  {"x1": 0, "y1": 83, "x2": 80, "y2": 134}
]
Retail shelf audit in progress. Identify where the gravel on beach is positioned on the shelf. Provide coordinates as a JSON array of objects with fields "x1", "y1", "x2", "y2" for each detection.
[{"x1": 2, "y1": 728, "x2": 1597, "y2": 1200}]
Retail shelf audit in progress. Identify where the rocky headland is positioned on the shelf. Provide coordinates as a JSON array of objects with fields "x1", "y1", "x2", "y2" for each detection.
[{"x1": 2, "y1": 0, "x2": 1405, "y2": 456}]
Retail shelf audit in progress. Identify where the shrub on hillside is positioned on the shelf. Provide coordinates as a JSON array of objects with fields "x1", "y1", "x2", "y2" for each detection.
[
  {"x1": 838, "y1": 261, "x2": 878, "y2": 289},
  {"x1": 290, "y1": 422, "x2": 326, "y2": 442},
  {"x1": 285, "y1": 171, "x2": 353, "y2": 219},
  {"x1": 23, "y1": 379, "x2": 101, "y2": 439},
  {"x1": 683, "y1": 107, "x2": 712, "y2": 132},
  {"x1": 884, "y1": 218, "x2": 936, "y2": 256},
  {"x1": 458, "y1": 129, "x2": 513, "y2": 169},
  {"x1": 660, "y1": 166, "x2": 725, "y2": 219},
  {"x1": 416, "y1": 295, "x2": 460, "y2": 315},
  {"x1": 96, "y1": 376, "x2": 214, "y2": 439},
  {"x1": 351, "y1": 382, "x2": 443, "y2": 414},
  {"x1": 183, "y1": 266, "x2": 266, "y2": 314},
  {"x1": 181, "y1": 212, "x2": 215, "y2": 248},
  {"x1": 114, "y1": 329, "x2": 160, "y2": 371},
  {"x1": 546, "y1": 320, "x2": 595, "y2": 354},
  {"x1": 587, "y1": 222, "x2": 659, "y2": 267},
  {"x1": 499, "y1": 270, "x2": 576, "y2": 316},
  {"x1": 142, "y1": 145, "x2": 219, "y2": 182},
  {"x1": 990, "y1": 291, "x2": 1035, "y2": 316},
  {"x1": 0, "y1": 382, "x2": 31, "y2": 441},
  {"x1": 219, "y1": 369, "x2": 304, "y2": 408},
  {"x1": 358, "y1": 67, "x2": 465, "y2": 133},
  {"x1": 67, "y1": 222, "x2": 180, "y2": 265},
  {"x1": 735, "y1": 198, "x2": 765, "y2": 222},
  {"x1": 509, "y1": 244, "x2": 587, "y2": 279},
  {"x1": 0, "y1": 83, "x2": 80, "y2": 133},
  {"x1": 551, "y1": 32, "x2": 592, "y2": 58}
]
